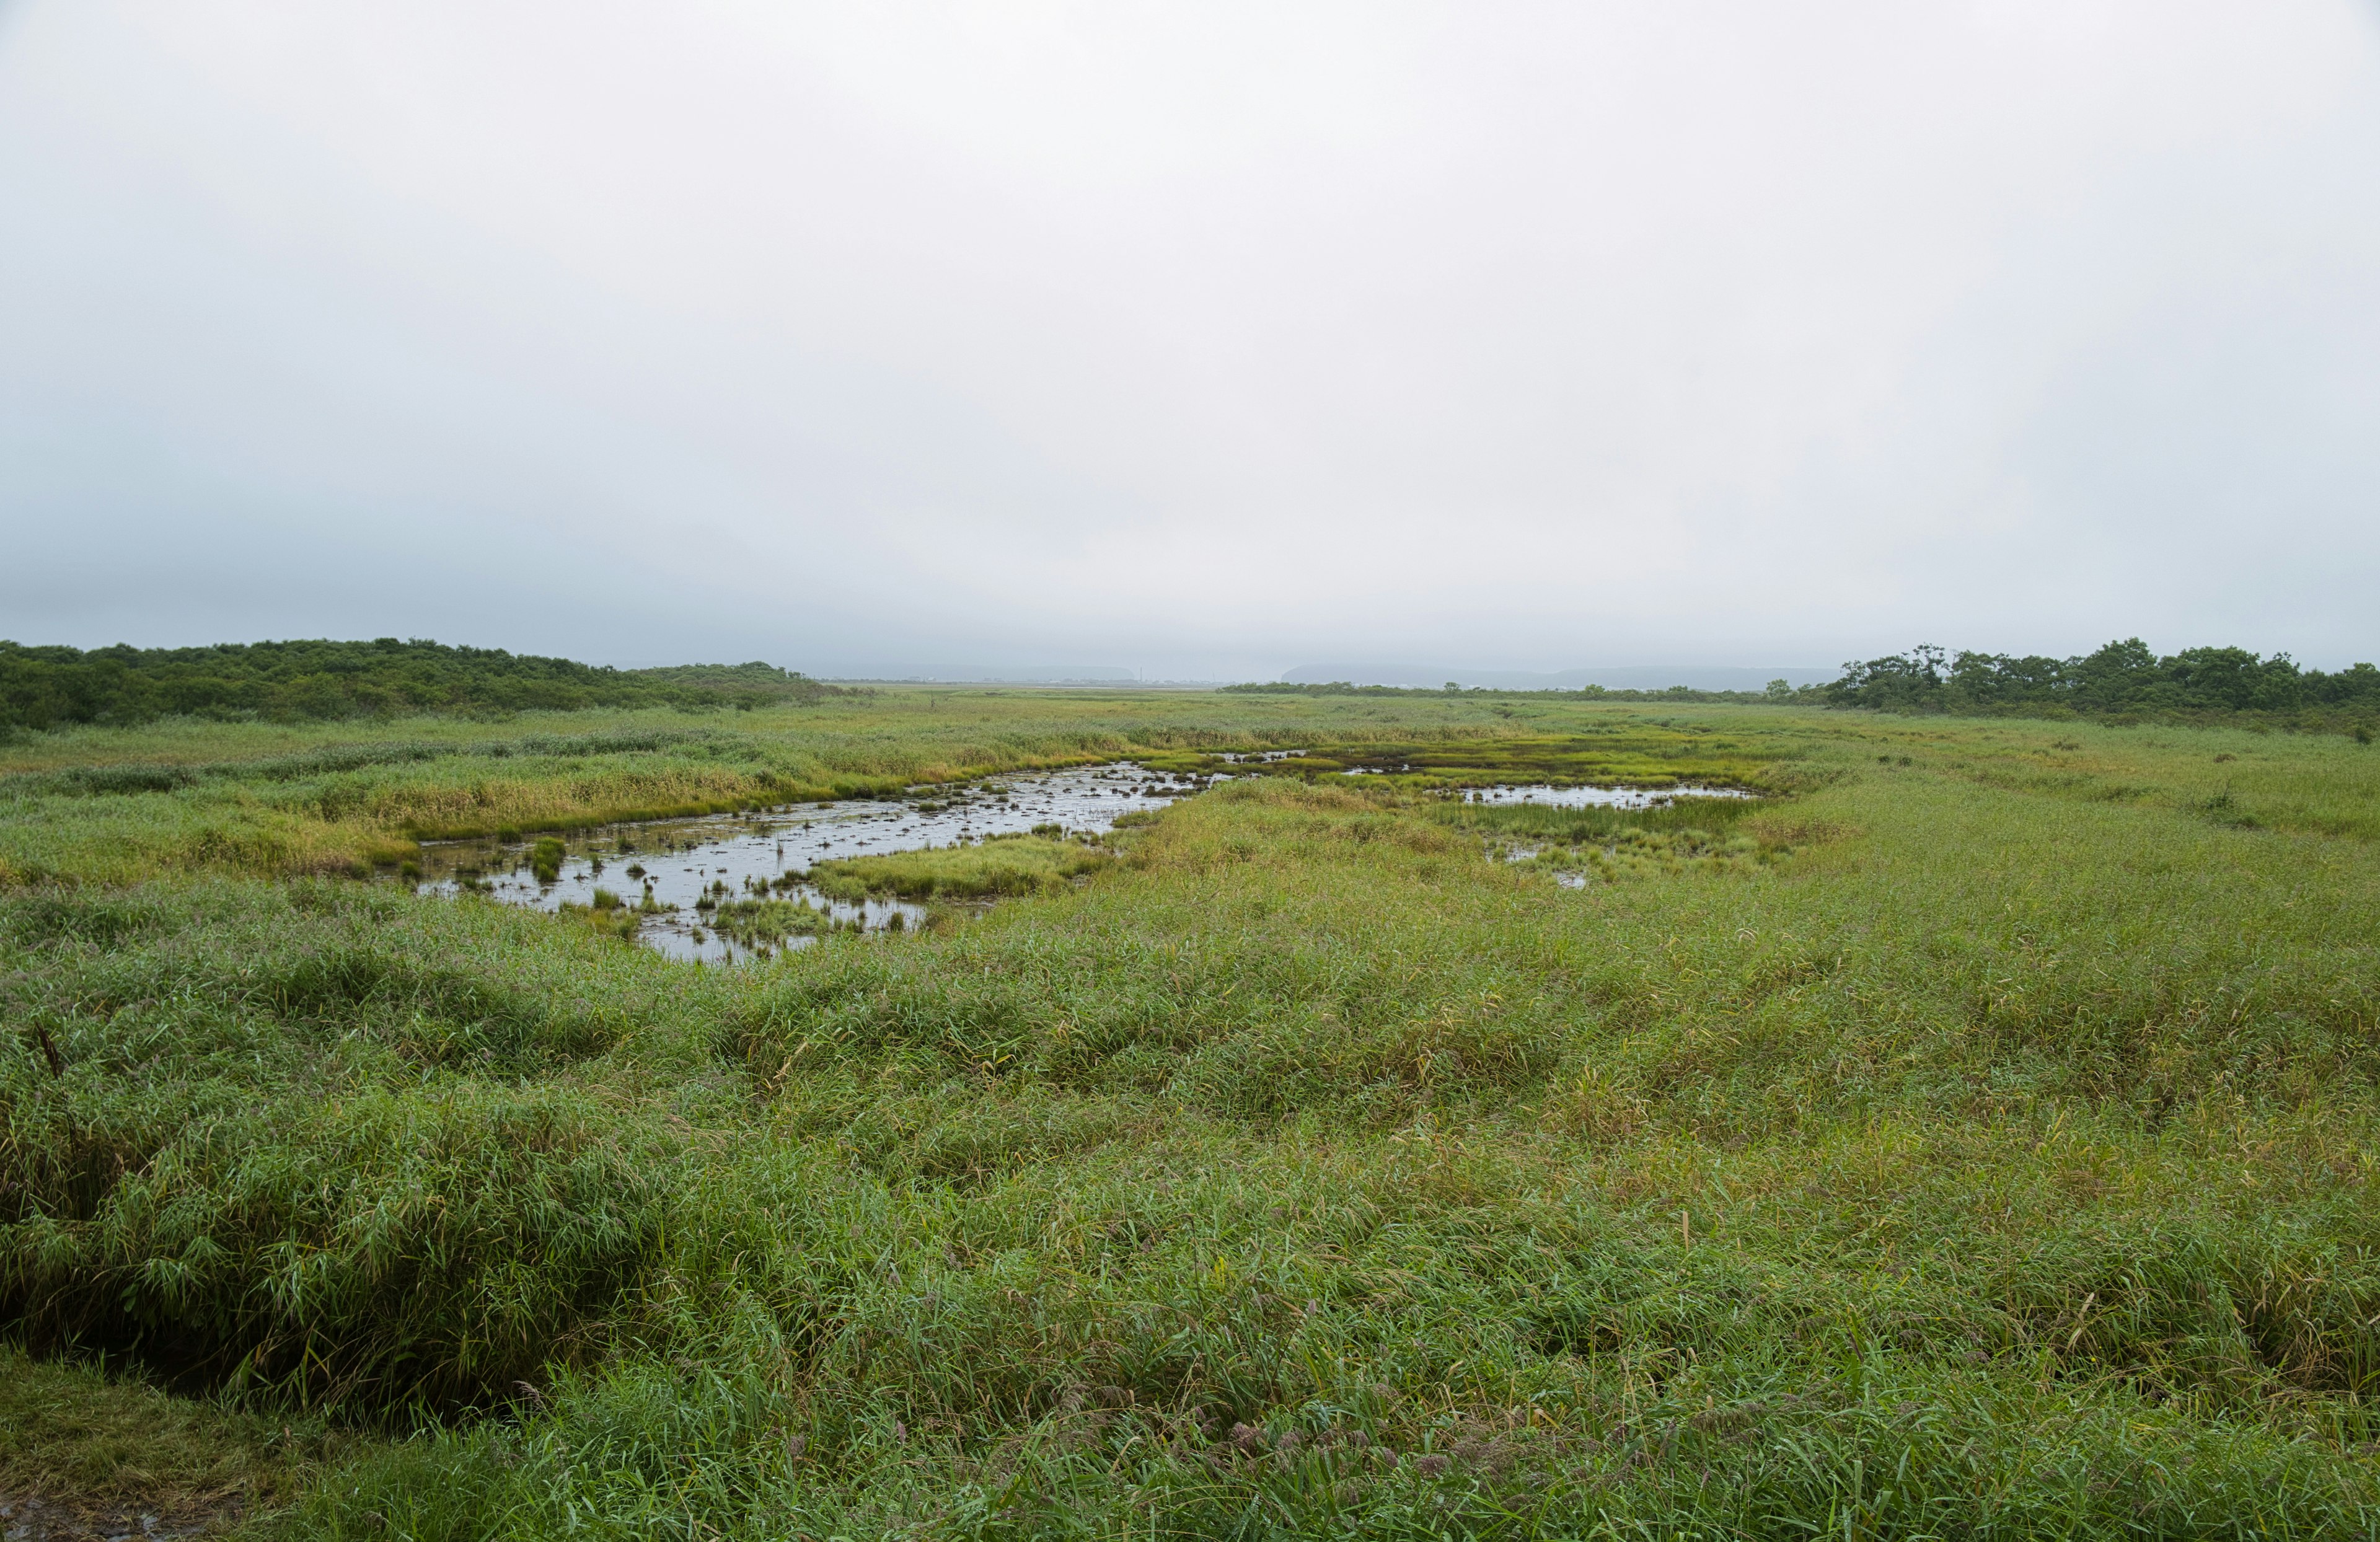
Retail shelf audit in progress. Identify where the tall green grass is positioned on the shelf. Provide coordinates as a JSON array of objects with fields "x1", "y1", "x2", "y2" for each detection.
[{"x1": 4, "y1": 700, "x2": 2380, "y2": 1536}]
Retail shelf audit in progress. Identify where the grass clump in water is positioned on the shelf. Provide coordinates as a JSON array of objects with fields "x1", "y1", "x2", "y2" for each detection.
[
  {"x1": 708, "y1": 896, "x2": 829, "y2": 949},
  {"x1": 557, "y1": 885, "x2": 641, "y2": 942}
]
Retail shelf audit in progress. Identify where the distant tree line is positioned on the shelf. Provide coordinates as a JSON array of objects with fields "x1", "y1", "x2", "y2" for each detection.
[
  {"x1": 1820, "y1": 640, "x2": 2380, "y2": 721},
  {"x1": 0, "y1": 639, "x2": 852, "y2": 731},
  {"x1": 1221, "y1": 679, "x2": 1787, "y2": 704},
  {"x1": 1227, "y1": 640, "x2": 2380, "y2": 731},
  {"x1": 11, "y1": 635, "x2": 2372, "y2": 734}
]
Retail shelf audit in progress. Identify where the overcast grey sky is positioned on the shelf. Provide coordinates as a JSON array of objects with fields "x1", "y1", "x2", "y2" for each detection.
[{"x1": 3, "y1": 2, "x2": 2376, "y2": 679}]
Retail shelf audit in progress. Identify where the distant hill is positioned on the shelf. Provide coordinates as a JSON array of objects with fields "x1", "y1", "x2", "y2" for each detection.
[
  {"x1": 0, "y1": 639, "x2": 849, "y2": 731},
  {"x1": 625, "y1": 661, "x2": 848, "y2": 698}
]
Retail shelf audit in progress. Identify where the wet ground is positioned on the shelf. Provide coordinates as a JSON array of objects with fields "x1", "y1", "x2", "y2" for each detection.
[
  {"x1": 412, "y1": 759, "x2": 1754, "y2": 962},
  {"x1": 411, "y1": 762, "x2": 1202, "y2": 963},
  {"x1": 1481, "y1": 784, "x2": 1760, "y2": 887},
  {"x1": 1452, "y1": 783, "x2": 1754, "y2": 808},
  {"x1": 0, "y1": 1494, "x2": 220, "y2": 1542}
]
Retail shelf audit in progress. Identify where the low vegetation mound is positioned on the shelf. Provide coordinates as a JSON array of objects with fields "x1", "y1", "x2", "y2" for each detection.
[{"x1": 804, "y1": 832, "x2": 1111, "y2": 901}]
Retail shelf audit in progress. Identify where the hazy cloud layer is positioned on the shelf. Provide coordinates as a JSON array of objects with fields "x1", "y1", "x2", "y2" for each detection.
[{"x1": 3, "y1": 2, "x2": 2376, "y2": 677}]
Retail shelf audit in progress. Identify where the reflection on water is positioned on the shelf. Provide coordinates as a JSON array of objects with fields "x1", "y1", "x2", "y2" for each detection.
[{"x1": 411, "y1": 762, "x2": 1204, "y2": 963}]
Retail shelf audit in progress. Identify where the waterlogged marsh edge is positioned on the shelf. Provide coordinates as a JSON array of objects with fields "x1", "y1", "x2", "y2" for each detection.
[
  {"x1": 5, "y1": 693, "x2": 2380, "y2": 1535},
  {"x1": 402, "y1": 761, "x2": 1194, "y2": 961},
  {"x1": 0, "y1": 692, "x2": 1833, "y2": 889},
  {"x1": 405, "y1": 757, "x2": 1766, "y2": 962}
]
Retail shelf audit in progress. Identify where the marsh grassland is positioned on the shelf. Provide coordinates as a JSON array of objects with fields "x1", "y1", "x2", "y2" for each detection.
[{"x1": 5, "y1": 689, "x2": 2380, "y2": 1538}]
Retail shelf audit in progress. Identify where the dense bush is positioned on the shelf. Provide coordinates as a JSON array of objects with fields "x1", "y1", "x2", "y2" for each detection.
[{"x1": 0, "y1": 640, "x2": 847, "y2": 729}]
